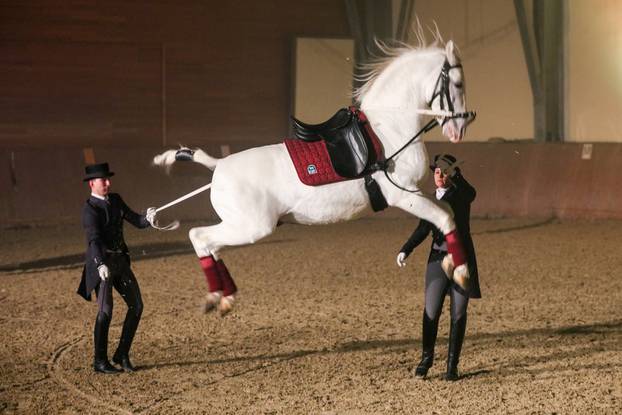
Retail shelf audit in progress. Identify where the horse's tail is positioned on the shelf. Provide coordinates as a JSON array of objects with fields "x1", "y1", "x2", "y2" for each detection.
[{"x1": 153, "y1": 147, "x2": 219, "y2": 172}]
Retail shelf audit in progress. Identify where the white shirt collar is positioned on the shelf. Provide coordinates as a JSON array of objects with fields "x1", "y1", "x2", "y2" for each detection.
[
  {"x1": 91, "y1": 193, "x2": 107, "y2": 201},
  {"x1": 435, "y1": 187, "x2": 448, "y2": 200}
]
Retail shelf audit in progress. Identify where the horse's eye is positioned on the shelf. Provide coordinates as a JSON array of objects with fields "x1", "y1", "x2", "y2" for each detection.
[{"x1": 454, "y1": 82, "x2": 463, "y2": 89}]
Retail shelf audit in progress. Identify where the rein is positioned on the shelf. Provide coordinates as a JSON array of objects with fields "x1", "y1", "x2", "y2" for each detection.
[
  {"x1": 370, "y1": 110, "x2": 475, "y2": 193},
  {"x1": 371, "y1": 118, "x2": 438, "y2": 193}
]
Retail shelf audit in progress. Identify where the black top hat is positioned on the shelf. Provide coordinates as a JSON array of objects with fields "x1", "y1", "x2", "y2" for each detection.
[
  {"x1": 429, "y1": 153, "x2": 457, "y2": 171},
  {"x1": 83, "y1": 162, "x2": 115, "y2": 182}
]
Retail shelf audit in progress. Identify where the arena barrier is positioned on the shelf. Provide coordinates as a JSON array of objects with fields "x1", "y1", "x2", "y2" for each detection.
[{"x1": 0, "y1": 142, "x2": 620, "y2": 228}]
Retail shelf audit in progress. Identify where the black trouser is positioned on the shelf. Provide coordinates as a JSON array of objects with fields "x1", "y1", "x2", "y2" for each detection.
[
  {"x1": 416, "y1": 259, "x2": 469, "y2": 377},
  {"x1": 94, "y1": 254, "x2": 143, "y2": 361},
  {"x1": 424, "y1": 260, "x2": 469, "y2": 322}
]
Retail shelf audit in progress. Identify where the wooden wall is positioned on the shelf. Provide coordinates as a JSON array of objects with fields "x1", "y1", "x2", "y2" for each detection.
[
  {"x1": 2, "y1": 142, "x2": 622, "y2": 228},
  {"x1": 0, "y1": 1, "x2": 350, "y2": 148}
]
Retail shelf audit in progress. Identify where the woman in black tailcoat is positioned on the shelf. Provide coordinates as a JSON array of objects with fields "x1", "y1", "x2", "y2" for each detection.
[{"x1": 397, "y1": 154, "x2": 480, "y2": 381}]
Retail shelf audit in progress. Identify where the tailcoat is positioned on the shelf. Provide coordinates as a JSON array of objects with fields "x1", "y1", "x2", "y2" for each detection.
[
  {"x1": 77, "y1": 193, "x2": 149, "y2": 301},
  {"x1": 400, "y1": 172, "x2": 481, "y2": 298}
]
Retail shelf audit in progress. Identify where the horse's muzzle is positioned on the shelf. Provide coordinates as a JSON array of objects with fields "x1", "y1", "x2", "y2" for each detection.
[{"x1": 444, "y1": 122, "x2": 463, "y2": 143}]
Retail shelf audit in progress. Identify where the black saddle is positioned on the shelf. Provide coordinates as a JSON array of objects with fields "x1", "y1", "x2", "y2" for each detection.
[{"x1": 291, "y1": 108, "x2": 379, "y2": 178}]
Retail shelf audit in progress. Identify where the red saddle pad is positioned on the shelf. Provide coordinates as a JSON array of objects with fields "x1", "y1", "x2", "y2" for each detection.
[{"x1": 283, "y1": 138, "x2": 346, "y2": 186}]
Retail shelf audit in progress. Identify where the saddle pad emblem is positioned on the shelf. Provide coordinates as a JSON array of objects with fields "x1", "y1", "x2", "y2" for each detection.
[{"x1": 283, "y1": 138, "x2": 347, "y2": 186}]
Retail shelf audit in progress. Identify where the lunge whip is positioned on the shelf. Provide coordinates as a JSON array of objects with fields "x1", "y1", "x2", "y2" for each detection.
[{"x1": 148, "y1": 182, "x2": 213, "y2": 231}]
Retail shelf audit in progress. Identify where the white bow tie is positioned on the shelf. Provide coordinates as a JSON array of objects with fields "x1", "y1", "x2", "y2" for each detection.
[{"x1": 436, "y1": 187, "x2": 448, "y2": 200}]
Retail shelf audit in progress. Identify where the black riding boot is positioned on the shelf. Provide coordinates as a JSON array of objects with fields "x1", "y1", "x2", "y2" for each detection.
[
  {"x1": 112, "y1": 309, "x2": 141, "y2": 372},
  {"x1": 93, "y1": 312, "x2": 121, "y2": 374},
  {"x1": 445, "y1": 313, "x2": 467, "y2": 381},
  {"x1": 414, "y1": 311, "x2": 440, "y2": 378}
]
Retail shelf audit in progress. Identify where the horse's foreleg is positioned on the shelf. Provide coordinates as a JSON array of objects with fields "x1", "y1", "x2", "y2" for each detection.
[
  {"x1": 392, "y1": 193, "x2": 469, "y2": 289},
  {"x1": 392, "y1": 192, "x2": 455, "y2": 232},
  {"x1": 189, "y1": 221, "x2": 275, "y2": 315}
]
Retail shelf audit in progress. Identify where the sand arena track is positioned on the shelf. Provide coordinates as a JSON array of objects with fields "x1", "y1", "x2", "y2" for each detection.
[{"x1": 0, "y1": 217, "x2": 621, "y2": 414}]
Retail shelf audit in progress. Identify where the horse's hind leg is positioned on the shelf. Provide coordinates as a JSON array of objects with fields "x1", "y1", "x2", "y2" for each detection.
[
  {"x1": 196, "y1": 255, "x2": 236, "y2": 316},
  {"x1": 189, "y1": 220, "x2": 275, "y2": 316}
]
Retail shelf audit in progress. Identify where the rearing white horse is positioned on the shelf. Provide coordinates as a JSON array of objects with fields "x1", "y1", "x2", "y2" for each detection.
[{"x1": 154, "y1": 39, "x2": 473, "y2": 315}]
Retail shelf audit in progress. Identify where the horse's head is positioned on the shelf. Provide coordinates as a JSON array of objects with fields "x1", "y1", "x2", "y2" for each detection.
[
  {"x1": 356, "y1": 38, "x2": 475, "y2": 146},
  {"x1": 426, "y1": 41, "x2": 471, "y2": 143}
]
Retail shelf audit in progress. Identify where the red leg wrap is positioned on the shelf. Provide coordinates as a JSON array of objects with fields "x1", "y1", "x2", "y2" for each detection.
[
  {"x1": 216, "y1": 259, "x2": 237, "y2": 297},
  {"x1": 445, "y1": 230, "x2": 467, "y2": 267},
  {"x1": 199, "y1": 256, "x2": 222, "y2": 293}
]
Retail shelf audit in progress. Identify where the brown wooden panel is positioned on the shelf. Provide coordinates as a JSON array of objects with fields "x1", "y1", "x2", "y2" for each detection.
[
  {"x1": 2, "y1": 143, "x2": 622, "y2": 228},
  {"x1": 0, "y1": 1, "x2": 349, "y2": 148},
  {"x1": 0, "y1": 40, "x2": 161, "y2": 146}
]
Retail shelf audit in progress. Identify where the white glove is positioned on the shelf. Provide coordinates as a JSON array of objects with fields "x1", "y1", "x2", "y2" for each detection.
[
  {"x1": 396, "y1": 252, "x2": 407, "y2": 267},
  {"x1": 146, "y1": 207, "x2": 157, "y2": 225},
  {"x1": 97, "y1": 264, "x2": 110, "y2": 281}
]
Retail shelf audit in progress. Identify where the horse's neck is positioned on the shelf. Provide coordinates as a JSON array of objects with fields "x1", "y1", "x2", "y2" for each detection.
[{"x1": 360, "y1": 53, "x2": 442, "y2": 156}]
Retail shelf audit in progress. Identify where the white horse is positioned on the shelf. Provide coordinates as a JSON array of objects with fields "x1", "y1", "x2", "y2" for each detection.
[{"x1": 154, "y1": 39, "x2": 473, "y2": 315}]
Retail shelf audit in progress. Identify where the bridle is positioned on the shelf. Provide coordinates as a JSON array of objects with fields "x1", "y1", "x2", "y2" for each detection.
[
  {"x1": 426, "y1": 60, "x2": 476, "y2": 127},
  {"x1": 371, "y1": 59, "x2": 476, "y2": 193}
]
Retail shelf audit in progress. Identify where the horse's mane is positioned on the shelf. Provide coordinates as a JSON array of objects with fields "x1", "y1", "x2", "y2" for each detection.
[{"x1": 352, "y1": 21, "x2": 446, "y2": 103}]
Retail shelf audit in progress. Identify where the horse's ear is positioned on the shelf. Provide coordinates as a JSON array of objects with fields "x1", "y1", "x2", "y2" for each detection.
[{"x1": 445, "y1": 40, "x2": 458, "y2": 65}]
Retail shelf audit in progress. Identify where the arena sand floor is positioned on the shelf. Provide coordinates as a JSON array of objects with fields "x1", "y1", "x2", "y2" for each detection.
[{"x1": 1, "y1": 217, "x2": 620, "y2": 414}]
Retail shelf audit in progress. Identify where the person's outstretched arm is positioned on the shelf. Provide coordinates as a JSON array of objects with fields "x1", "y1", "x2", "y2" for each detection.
[
  {"x1": 397, "y1": 219, "x2": 432, "y2": 266},
  {"x1": 114, "y1": 194, "x2": 150, "y2": 229}
]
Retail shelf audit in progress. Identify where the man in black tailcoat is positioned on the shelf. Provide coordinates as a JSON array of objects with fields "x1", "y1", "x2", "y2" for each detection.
[{"x1": 77, "y1": 162, "x2": 157, "y2": 374}]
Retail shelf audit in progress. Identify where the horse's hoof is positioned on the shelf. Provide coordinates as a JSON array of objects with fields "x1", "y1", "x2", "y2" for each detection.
[
  {"x1": 202, "y1": 291, "x2": 222, "y2": 314},
  {"x1": 218, "y1": 295, "x2": 235, "y2": 317},
  {"x1": 452, "y1": 264, "x2": 470, "y2": 290},
  {"x1": 441, "y1": 254, "x2": 454, "y2": 278}
]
